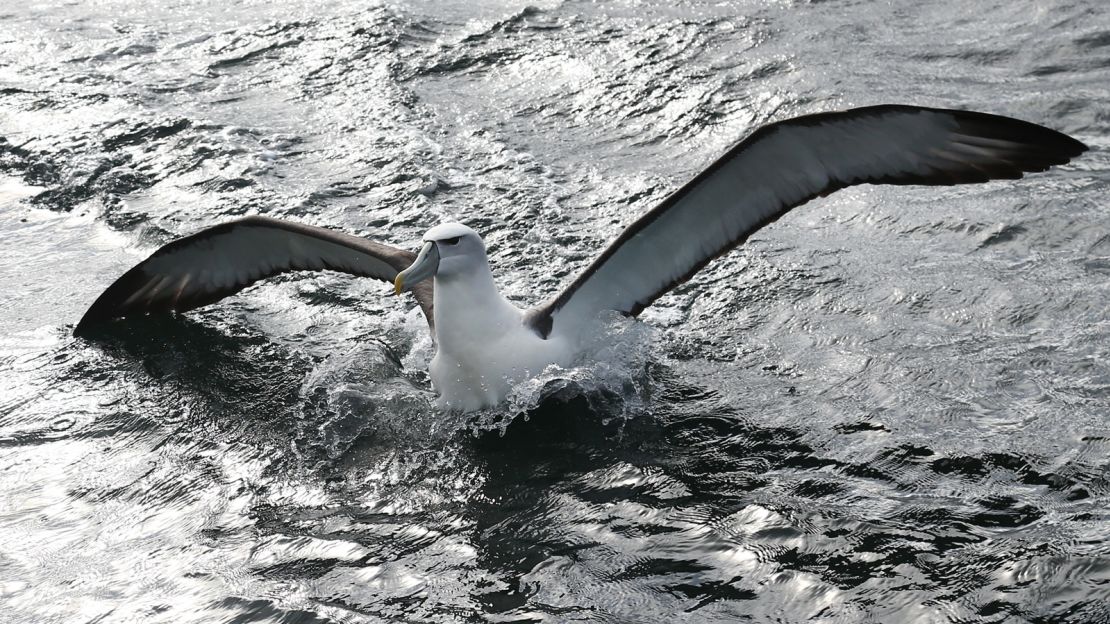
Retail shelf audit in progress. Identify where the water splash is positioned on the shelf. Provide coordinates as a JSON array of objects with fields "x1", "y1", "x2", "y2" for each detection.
[{"x1": 472, "y1": 312, "x2": 662, "y2": 435}]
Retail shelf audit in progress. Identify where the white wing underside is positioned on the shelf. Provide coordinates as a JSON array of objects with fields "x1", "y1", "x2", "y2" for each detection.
[{"x1": 529, "y1": 105, "x2": 1086, "y2": 338}]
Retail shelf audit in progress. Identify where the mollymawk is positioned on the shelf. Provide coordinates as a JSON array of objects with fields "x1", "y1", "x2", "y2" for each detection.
[{"x1": 75, "y1": 105, "x2": 1087, "y2": 411}]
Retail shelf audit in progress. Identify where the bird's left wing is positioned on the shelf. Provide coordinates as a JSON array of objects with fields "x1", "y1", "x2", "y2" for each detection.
[
  {"x1": 75, "y1": 215, "x2": 433, "y2": 334},
  {"x1": 527, "y1": 105, "x2": 1086, "y2": 338}
]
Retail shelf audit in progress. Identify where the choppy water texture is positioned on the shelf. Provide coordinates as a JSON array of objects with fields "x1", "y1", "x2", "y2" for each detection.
[{"x1": 2, "y1": 1, "x2": 1109, "y2": 622}]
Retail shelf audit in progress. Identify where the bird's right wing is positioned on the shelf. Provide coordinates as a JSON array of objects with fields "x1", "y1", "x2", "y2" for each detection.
[
  {"x1": 527, "y1": 105, "x2": 1086, "y2": 338},
  {"x1": 75, "y1": 215, "x2": 433, "y2": 333}
]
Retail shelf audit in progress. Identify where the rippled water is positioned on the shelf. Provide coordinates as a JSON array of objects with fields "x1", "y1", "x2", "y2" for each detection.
[{"x1": 2, "y1": 1, "x2": 1109, "y2": 622}]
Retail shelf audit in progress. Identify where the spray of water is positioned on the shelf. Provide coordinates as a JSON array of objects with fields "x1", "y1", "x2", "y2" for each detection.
[{"x1": 296, "y1": 311, "x2": 664, "y2": 459}]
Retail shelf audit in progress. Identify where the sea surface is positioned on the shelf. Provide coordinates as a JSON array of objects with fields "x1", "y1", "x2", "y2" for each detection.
[{"x1": 1, "y1": 1, "x2": 1109, "y2": 622}]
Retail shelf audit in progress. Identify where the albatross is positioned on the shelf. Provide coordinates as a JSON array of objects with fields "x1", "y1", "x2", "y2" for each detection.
[{"x1": 75, "y1": 105, "x2": 1087, "y2": 411}]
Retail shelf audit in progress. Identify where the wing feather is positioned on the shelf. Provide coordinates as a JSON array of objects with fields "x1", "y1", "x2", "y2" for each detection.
[
  {"x1": 528, "y1": 105, "x2": 1086, "y2": 338},
  {"x1": 75, "y1": 215, "x2": 433, "y2": 333}
]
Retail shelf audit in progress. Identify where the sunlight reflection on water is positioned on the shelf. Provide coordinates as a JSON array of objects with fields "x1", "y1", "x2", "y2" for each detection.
[{"x1": 1, "y1": 0, "x2": 1108, "y2": 622}]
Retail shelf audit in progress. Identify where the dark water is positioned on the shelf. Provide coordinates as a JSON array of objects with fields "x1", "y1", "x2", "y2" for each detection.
[{"x1": 2, "y1": 1, "x2": 1109, "y2": 622}]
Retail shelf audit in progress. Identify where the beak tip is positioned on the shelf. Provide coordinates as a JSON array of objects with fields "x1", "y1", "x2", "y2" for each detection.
[{"x1": 394, "y1": 241, "x2": 437, "y2": 295}]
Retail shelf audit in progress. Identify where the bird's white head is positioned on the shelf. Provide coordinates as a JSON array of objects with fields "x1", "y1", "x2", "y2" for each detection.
[{"x1": 393, "y1": 222, "x2": 487, "y2": 294}]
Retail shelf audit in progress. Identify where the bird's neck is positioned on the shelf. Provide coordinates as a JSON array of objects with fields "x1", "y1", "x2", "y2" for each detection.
[{"x1": 432, "y1": 263, "x2": 521, "y2": 344}]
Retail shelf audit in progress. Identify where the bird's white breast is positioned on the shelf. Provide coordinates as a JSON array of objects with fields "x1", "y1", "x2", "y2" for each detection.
[{"x1": 428, "y1": 277, "x2": 571, "y2": 412}]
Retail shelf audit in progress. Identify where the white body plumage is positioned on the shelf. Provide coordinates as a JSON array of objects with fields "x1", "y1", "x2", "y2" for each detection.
[{"x1": 413, "y1": 223, "x2": 575, "y2": 411}]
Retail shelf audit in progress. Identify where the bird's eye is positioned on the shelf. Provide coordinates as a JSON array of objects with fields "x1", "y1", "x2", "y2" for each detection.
[{"x1": 441, "y1": 236, "x2": 462, "y2": 245}]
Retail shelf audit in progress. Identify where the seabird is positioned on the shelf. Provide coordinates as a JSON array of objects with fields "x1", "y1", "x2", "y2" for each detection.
[{"x1": 75, "y1": 105, "x2": 1087, "y2": 411}]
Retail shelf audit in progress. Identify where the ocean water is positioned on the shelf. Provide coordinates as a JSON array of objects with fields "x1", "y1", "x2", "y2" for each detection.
[{"x1": 1, "y1": 1, "x2": 1108, "y2": 622}]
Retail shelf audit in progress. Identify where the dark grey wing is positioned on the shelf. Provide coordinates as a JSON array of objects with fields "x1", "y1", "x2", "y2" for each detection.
[
  {"x1": 528, "y1": 105, "x2": 1086, "y2": 338},
  {"x1": 75, "y1": 215, "x2": 433, "y2": 333}
]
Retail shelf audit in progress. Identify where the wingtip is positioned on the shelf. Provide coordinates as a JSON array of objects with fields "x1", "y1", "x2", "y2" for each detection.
[
  {"x1": 73, "y1": 301, "x2": 119, "y2": 337},
  {"x1": 73, "y1": 318, "x2": 93, "y2": 337},
  {"x1": 1044, "y1": 126, "x2": 1088, "y2": 162},
  {"x1": 73, "y1": 263, "x2": 153, "y2": 336},
  {"x1": 1069, "y1": 136, "x2": 1090, "y2": 158},
  {"x1": 965, "y1": 110, "x2": 1088, "y2": 163}
]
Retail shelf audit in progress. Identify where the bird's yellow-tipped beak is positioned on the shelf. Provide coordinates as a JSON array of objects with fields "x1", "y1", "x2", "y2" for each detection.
[{"x1": 394, "y1": 241, "x2": 439, "y2": 295}]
